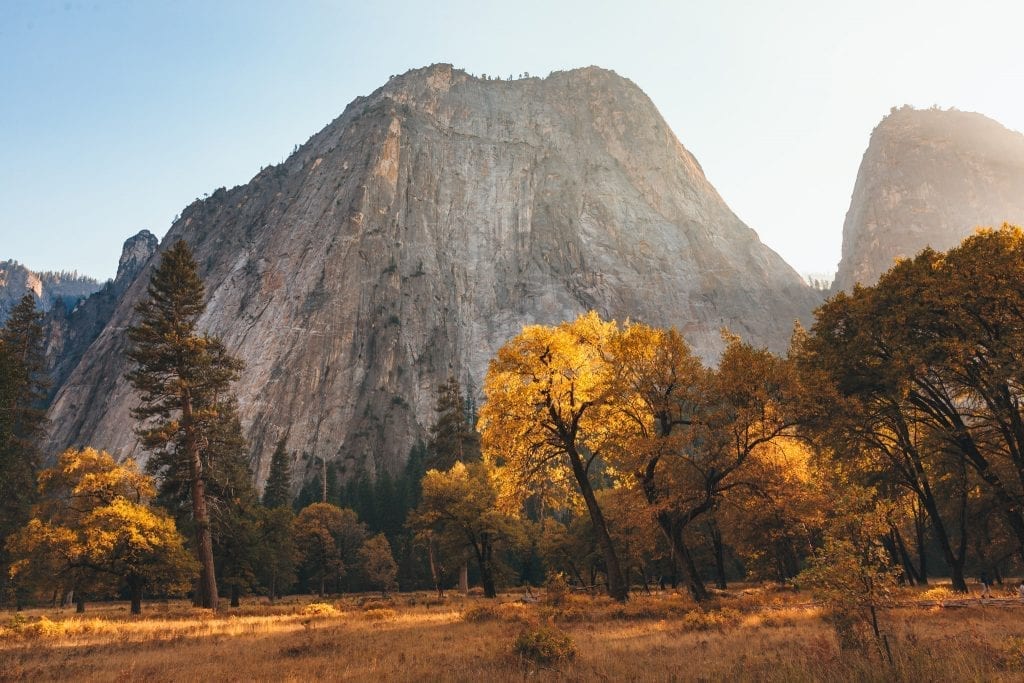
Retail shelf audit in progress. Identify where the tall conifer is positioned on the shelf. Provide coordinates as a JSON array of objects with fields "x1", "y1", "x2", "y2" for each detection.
[
  {"x1": 262, "y1": 438, "x2": 293, "y2": 509},
  {"x1": 126, "y1": 240, "x2": 243, "y2": 609}
]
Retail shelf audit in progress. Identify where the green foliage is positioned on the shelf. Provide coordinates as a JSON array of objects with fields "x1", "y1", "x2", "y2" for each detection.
[
  {"x1": 359, "y1": 533, "x2": 398, "y2": 595},
  {"x1": 0, "y1": 295, "x2": 47, "y2": 606},
  {"x1": 428, "y1": 376, "x2": 480, "y2": 470},
  {"x1": 294, "y1": 502, "x2": 367, "y2": 595},
  {"x1": 410, "y1": 462, "x2": 524, "y2": 598},
  {"x1": 513, "y1": 625, "x2": 577, "y2": 664},
  {"x1": 262, "y1": 438, "x2": 293, "y2": 509},
  {"x1": 125, "y1": 239, "x2": 245, "y2": 609},
  {"x1": 5, "y1": 448, "x2": 197, "y2": 614}
]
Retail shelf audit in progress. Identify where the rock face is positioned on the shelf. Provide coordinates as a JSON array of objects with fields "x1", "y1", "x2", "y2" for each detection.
[
  {"x1": 834, "y1": 107, "x2": 1024, "y2": 292},
  {"x1": 0, "y1": 261, "x2": 100, "y2": 323},
  {"x1": 45, "y1": 64, "x2": 820, "y2": 486},
  {"x1": 42, "y1": 231, "x2": 158, "y2": 396}
]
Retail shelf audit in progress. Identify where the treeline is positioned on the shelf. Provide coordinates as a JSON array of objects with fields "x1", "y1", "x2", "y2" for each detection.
[{"x1": 5, "y1": 227, "x2": 1024, "y2": 614}]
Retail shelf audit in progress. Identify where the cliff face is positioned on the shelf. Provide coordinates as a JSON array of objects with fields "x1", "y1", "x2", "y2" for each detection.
[
  {"x1": 42, "y1": 231, "x2": 158, "y2": 396},
  {"x1": 834, "y1": 107, "x2": 1024, "y2": 292},
  {"x1": 45, "y1": 64, "x2": 819, "y2": 485},
  {"x1": 0, "y1": 261, "x2": 100, "y2": 322}
]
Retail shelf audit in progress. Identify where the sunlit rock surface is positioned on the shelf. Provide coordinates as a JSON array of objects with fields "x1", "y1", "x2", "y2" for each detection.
[
  {"x1": 835, "y1": 107, "x2": 1024, "y2": 292},
  {"x1": 45, "y1": 64, "x2": 819, "y2": 484}
]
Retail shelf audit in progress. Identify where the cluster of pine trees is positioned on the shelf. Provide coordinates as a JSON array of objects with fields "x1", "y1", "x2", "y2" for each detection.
[{"x1": 6, "y1": 226, "x2": 1024, "y2": 613}]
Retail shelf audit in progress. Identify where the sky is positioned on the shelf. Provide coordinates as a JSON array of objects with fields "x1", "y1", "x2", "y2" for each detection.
[{"x1": 2, "y1": 0, "x2": 1023, "y2": 281}]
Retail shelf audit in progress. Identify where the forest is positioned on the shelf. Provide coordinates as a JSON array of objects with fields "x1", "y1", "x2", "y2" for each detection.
[{"x1": 4, "y1": 227, "x2": 1024, "y2": 680}]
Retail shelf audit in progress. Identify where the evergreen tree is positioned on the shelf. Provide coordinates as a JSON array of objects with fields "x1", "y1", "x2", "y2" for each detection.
[
  {"x1": 262, "y1": 438, "x2": 293, "y2": 509},
  {"x1": 0, "y1": 294, "x2": 47, "y2": 607},
  {"x1": 427, "y1": 376, "x2": 480, "y2": 470},
  {"x1": 126, "y1": 240, "x2": 244, "y2": 609}
]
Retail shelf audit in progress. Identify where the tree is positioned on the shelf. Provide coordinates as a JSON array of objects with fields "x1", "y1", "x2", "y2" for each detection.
[
  {"x1": 294, "y1": 503, "x2": 367, "y2": 595},
  {"x1": 5, "y1": 448, "x2": 196, "y2": 615},
  {"x1": 800, "y1": 485, "x2": 898, "y2": 661},
  {"x1": 256, "y1": 506, "x2": 298, "y2": 602},
  {"x1": 0, "y1": 294, "x2": 47, "y2": 607},
  {"x1": 796, "y1": 227, "x2": 1024, "y2": 589},
  {"x1": 410, "y1": 461, "x2": 522, "y2": 598},
  {"x1": 480, "y1": 313, "x2": 630, "y2": 601},
  {"x1": 611, "y1": 324, "x2": 803, "y2": 599},
  {"x1": 126, "y1": 239, "x2": 244, "y2": 609},
  {"x1": 360, "y1": 533, "x2": 398, "y2": 596},
  {"x1": 262, "y1": 438, "x2": 293, "y2": 509},
  {"x1": 428, "y1": 376, "x2": 480, "y2": 469}
]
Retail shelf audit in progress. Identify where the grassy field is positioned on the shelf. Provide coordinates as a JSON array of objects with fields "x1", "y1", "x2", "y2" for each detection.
[{"x1": 2, "y1": 584, "x2": 1024, "y2": 681}]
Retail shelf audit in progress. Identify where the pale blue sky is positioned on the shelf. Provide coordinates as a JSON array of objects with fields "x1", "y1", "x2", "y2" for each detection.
[{"x1": 2, "y1": 0, "x2": 1022, "y2": 280}]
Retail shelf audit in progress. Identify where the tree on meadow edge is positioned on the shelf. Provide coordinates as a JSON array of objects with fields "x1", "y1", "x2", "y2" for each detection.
[
  {"x1": 0, "y1": 294, "x2": 47, "y2": 608},
  {"x1": 479, "y1": 313, "x2": 630, "y2": 601},
  {"x1": 126, "y1": 240, "x2": 244, "y2": 609},
  {"x1": 6, "y1": 448, "x2": 196, "y2": 615}
]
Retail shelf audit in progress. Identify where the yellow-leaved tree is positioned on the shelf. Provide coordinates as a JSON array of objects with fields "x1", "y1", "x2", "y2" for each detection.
[
  {"x1": 5, "y1": 448, "x2": 196, "y2": 614},
  {"x1": 479, "y1": 312, "x2": 632, "y2": 601}
]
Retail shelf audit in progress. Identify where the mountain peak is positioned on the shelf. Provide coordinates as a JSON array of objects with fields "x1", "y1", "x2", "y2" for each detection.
[{"x1": 834, "y1": 107, "x2": 1024, "y2": 292}]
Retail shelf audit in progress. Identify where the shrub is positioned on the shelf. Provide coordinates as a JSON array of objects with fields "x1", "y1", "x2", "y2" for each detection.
[
  {"x1": 919, "y1": 586, "x2": 956, "y2": 603},
  {"x1": 514, "y1": 625, "x2": 577, "y2": 664},
  {"x1": 543, "y1": 572, "x2": 571, "y2": 606},
  {"x1": 301, "y1": 602, "x2": 341, "y2": 618}
]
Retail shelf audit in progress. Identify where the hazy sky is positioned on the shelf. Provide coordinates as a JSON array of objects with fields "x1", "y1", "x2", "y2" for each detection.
[{"x1": 2, "y1": 0, "x2": 1022, "y2": 280}]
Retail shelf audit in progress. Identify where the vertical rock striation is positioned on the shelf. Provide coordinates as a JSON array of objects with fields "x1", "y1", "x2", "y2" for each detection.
[{"x1": 45, "y1": 64, "x2": 819, "y2": 485}]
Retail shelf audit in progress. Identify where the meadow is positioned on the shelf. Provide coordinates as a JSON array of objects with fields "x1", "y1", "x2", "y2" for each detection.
[{"x1": 3, "y1": 584, "x2": 1024, "y2": 682}]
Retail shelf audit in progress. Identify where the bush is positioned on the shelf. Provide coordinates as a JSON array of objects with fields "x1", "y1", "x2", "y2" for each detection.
[
  {"x1": 514, "y1": 625, "x2": 577, "y2": 664},
  {"x1": 301, "y1": 602, "x2": 341, "y2": 618},
  {"x1": 543, "y1": 572, "x2": 571, "y2": 606}
]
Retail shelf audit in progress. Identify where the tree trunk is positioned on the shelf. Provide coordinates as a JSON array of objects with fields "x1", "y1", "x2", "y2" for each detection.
[
  {"x1": 919, "y1": 484, "x2": 968, "y2": 592},
  {"x1": 674, "y1": 530, "x2": 709, "y2": 601},
  {"x1": 427, "y1": 535, "x2": 443, "y2": 598},
  {"x1": 477, "y1": 538, "x2": 497, "y2": 599},
  {"x1": 459, "y1": 562, "x2": 469, "y2": 595},
  {"x1": 130, "y1": 583, "x2": 143, "y2": 615},
  {"x1": 230, "y1": 584, "x2": 240, "y2": 608},
  {"x1": 708, "y1": 518, "x2": 727, "y2": 589},
  {"x1": 914, "y1": 504, "x2": 928, "y2": 583},
  {"x1": 76, "y1": 594, "x2": 85, "y2": 613},
  {"x1": 183, "y1": 396, "x2": 218, "y2": 610},
  {"x1": 567, "y1": 446, "x2": 628, "y2": 602}
]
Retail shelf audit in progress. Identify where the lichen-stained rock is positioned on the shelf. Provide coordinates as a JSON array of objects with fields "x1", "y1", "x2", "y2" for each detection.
[
  {"x1": 834, "y1": 106, "x2": 1024, "y2": 292},
  {"x1": 44, "y1": 64, "x2": 819, "y2": 487}
]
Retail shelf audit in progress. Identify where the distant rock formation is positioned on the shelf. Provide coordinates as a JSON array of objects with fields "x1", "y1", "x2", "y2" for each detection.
[
  {"x1": 45, "y1": 64, "x2": 820, "y2": 485},
  {"x1": 0, "y1": 261, "x2": 100, "y2": 323},
  {"x1": 42, "y1": 230, "x2": 158, "y2": 396},
  {"x1": 834, "y1": 106, "x2": 1024, "y2": 292}
]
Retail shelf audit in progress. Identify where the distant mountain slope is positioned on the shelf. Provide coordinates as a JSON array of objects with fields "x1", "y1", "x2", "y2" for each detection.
[
  {"x1": 834, "y1": 106, "x2": 1024, "y2": 292},
  {"x1": 0, "y1": 261, "x2": 100, "y2": 322}
]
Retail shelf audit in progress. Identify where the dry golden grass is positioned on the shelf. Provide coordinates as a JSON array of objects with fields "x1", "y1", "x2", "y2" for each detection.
[{"x1": 3, "y1": 585, "x2": 1024, "y2": 681}]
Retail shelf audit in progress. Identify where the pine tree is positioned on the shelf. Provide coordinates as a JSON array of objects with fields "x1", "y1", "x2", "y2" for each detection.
[
  {"x1": 262, "y1": 438, "x2": 293, "y2": 509},
  {"x1": 126, "y1": 240, "x2": 244, "y2": 610},
  {"x1": 0, "y1": 294, "x2": 47, "y2": 607},
  {"x1": 428, "y1": 376, "x2": 480, "y2": 470}
]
